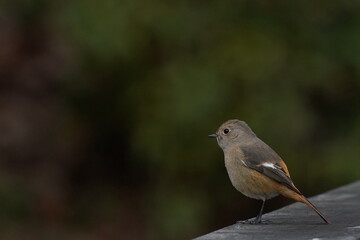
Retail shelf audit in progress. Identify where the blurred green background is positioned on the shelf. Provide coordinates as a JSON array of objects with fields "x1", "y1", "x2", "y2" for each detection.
[{"x1": 0, "y1": 0, "x2": 359, "y2": 239}]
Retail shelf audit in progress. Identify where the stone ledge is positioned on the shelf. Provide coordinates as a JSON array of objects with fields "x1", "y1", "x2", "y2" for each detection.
[{"x1": 194, "y1": 181, "x2": 360, "y2": 240}]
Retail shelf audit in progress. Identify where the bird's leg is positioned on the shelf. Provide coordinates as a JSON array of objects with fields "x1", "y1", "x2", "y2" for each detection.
[
  {"x1": 237, "y1": 200, "x2": 267, "y2": 224},
  {"x1": 254, "y1": 200, "x2": 266, "y2": 223}
]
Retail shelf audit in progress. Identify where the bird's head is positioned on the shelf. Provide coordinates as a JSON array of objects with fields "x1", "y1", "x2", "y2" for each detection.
[{"x1": 208, "y1": 119, "x2": 256, "y2": 151}]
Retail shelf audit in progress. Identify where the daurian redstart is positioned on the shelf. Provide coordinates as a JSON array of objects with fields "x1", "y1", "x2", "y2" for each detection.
[{"x1": 209, "y1": 119, "x2": 330, "y2": 224}]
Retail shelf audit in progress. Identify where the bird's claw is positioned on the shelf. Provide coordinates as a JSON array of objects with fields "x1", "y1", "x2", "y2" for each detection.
[{"x1": 236, "y1": 219, "x2": 271, "y2": 224}]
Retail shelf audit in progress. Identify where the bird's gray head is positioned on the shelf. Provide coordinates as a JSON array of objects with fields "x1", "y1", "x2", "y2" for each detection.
[{"x1": 208, "y1": 119, "x2": 256, "y2": 150}]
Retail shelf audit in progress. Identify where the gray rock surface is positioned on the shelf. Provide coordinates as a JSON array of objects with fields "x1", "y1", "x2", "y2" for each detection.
[{"x1": 195, "y1": 181, "x2": 360, "y2": 240}]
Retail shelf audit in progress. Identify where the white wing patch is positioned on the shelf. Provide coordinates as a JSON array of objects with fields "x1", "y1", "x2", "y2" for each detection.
[
  {"x1": 261, "y1": 162, "x2": 285, "y2": 173},
  {"x1": 241, "y1": 160, "x2": 248, "y2": 167},
  {"x1": 262, "y1": 162, "x2": 277, "y2": 169}
]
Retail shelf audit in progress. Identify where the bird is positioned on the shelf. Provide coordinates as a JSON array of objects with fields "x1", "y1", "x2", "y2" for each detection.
[{"x1": 208, "y1": 119, "x2": 330, "y2": 224}]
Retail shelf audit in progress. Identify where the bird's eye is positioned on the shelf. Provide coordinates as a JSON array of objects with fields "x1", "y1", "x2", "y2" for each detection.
[{"x1": 223, "y1": 128, "x2": 230, "y2": 134}]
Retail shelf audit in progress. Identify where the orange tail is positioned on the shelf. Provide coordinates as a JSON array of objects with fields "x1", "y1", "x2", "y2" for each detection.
[
  {"x1": 280, "y1": 186, "x2": 330, "y2": 224},
  {"x1": 299, "y1": 195, "x2": 330, "y2": 224}
]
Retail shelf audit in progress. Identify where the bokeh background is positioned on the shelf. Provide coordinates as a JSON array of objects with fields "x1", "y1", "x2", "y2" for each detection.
[{"x1": 0, "y1": 0, "x2": 359, "y2": 239}]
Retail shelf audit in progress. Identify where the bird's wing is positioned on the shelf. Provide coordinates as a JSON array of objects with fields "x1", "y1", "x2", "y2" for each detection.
[{"x1": 241, "y1": 141, "x2": 302, "y2": 195}]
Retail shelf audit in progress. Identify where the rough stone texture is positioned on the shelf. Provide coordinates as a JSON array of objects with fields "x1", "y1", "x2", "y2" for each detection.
[{"x1": 194, "y1": 181, "x2": 360, "y2": 240}]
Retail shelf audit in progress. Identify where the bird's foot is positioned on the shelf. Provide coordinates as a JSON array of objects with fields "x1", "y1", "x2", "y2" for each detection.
[
  {"x1": 237, "y1": 219, "x2": 259, "y2": 224},
  {"x1": 236, "y1": 219, "x2": 271, "y2": 224}
]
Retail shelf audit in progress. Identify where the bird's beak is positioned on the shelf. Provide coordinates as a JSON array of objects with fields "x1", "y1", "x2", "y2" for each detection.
[{"x1": 208, "y1": 133, "x2": 218, "y2": 138}]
